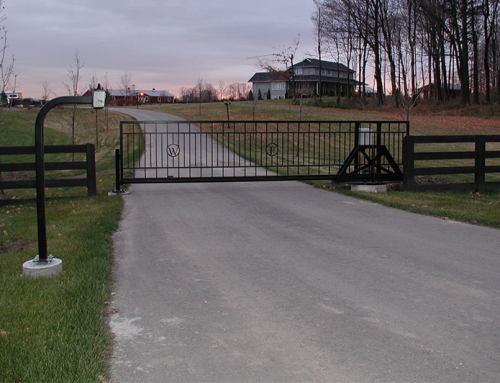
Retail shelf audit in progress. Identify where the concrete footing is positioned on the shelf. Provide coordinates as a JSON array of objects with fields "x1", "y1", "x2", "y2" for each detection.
[
  {"x1": 22, "y1": 256, "x2": 63, "y2": 278},
  {"x1": 351, "y1": 184, "x2": 388, "y2": 193}
]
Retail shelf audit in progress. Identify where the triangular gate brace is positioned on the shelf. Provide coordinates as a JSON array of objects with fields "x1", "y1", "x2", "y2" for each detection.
[{"x1": 336, "y1": 145, "x2": 403, "y2": 183}]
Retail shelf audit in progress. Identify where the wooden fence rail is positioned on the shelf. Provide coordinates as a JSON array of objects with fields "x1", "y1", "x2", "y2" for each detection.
[
  {"x1": 0, "y1": 143, "x2": 96, "y2": 196},
  {"x1": 403, "y1": 135, "x2": 500, "y2": 192}
]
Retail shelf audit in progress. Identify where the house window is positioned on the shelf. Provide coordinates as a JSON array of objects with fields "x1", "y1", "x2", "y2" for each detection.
[
  {"x1": 295, "y1": 68, "x2": 302, "y2": 75},
  {"x1": 271, "y1": 82, "x2": 285, "y2": 91}
]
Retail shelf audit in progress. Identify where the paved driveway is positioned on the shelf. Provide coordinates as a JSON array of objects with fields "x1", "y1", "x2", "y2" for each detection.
[{"x1": 110, "y1": 109, "x2": 500, "y2": 382}]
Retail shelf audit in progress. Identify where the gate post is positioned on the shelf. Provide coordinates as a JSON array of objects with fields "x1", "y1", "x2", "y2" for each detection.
[
  {"x1": 114, "y1": 148, "x2": 124, "y2": 193},
  {"x1": 23, "y1": 86, "x2": 106, "y2": 277}
]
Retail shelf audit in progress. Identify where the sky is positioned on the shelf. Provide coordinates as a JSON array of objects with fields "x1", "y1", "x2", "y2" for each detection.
[{"x1": 4, "y1": 0, "x2": 319, "y2": 99}]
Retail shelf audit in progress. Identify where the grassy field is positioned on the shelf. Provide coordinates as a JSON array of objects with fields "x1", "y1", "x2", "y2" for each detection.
[
  {"x1": 0, "y1": 107, "x2": 127, "y2": 382},
  {"x1": 1, "y1": 98, "x2": 500, "y2": 382}
]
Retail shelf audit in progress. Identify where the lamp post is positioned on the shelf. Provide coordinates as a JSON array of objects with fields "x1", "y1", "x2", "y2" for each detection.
[
  {"x1": 22, "y1": 85, "x2": 106, "y2": 277},
  {"x1": 137, "y1": 92, "x2": 144, "y2": 108},
  {"x1": 224, "y1": 99, "x2": 231, "y2": 122}
]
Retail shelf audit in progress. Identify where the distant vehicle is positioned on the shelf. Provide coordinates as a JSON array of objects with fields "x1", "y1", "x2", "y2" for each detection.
[
  {"x1": 9, "y1": 97, "x2": 43, "y2": 108},
  {"x1": 5, "y1": 91, "x2": 23, "y2": 100}
]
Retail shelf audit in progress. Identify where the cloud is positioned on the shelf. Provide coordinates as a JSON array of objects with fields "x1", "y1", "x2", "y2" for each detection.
[{"x1": 5, "y1": 0, "x2": 317, "y2": 98}]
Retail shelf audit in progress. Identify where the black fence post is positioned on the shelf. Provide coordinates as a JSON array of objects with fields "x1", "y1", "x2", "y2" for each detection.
[
  {"x1": 376, "y1": 122, "x2": 383, "y2": 176},
  {"x1": 402, "y1": 135, "x2": 414, "y2": 191},
  {"x1": 86, "y1": 143, "x2": 97, "y2": 196},
  {"x1": 475, "y1": 136, "x2": 486, "y2": 193},
  {"x1": 354, "y1": 122, "x2": 361, "y2": 172},
  {"x1": 115, "y1": 148, "x2": 121, "y2": 192}
]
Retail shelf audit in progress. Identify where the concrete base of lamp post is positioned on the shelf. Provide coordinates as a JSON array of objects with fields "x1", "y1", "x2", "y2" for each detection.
[
  {"x1": 22, "y1": 256, "x2": 63, "y2": 278},
  {"x1": 350, "y1": 183, "x2": 388, "y2": 193}
]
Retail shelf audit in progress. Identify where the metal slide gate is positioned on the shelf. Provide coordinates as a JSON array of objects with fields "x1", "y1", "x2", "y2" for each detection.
[{"x1": 116, "y1": 120, "x2": 409, "y2": 187}]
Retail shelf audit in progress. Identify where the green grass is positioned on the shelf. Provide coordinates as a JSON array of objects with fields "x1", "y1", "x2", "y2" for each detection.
[
  {"x1": 325, "y1": 183, "x2": 500, "y2": 229},
  {"x1": 1, "y1": 107, "x2": 127, "y2": 382},
  {"x1": 146, "y1": 97, "x2": 396, "y2": 121},
  {"x1": 0, "y1": 176, "x2": 121, "y2": 383}
]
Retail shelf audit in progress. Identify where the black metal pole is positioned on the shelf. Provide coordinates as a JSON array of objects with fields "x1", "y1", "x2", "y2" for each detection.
[
  {"x1": 115, "y1": 148, "x2": 121, "y2": 192},
  {"x1": 35, "y1": 96, "x2": 92, "y2": 262}
]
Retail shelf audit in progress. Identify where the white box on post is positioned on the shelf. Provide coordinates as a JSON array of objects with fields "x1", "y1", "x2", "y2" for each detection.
[{"x1": 93, "y1": 83, "x2": 106, "y2": 109}]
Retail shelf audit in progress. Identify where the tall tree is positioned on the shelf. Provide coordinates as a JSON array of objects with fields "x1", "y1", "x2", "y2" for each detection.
[
  {"x1": 312, "y1": 1, "x2": 324, "y2": 101},
  {"x1": 316, "y1": 0, "x2": 500, "y2": 105},
  {"x1": 481, "y1": 0, "x2": 500, "y2": 102}
]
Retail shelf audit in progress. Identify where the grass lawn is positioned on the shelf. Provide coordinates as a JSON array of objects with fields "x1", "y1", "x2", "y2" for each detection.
[
  {"x1": 0, "y1": 177, "x2": 121, "y2": 382},
  {"x1": 1, "y1": 107, "x2": 126, "y2": 382},
  {"x1": 1, "y1": 98, "x2": 499, "y2": 382}
]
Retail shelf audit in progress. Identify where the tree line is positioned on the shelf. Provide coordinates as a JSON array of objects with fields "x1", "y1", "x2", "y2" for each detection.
[
  {"x1": 179, "y1": 79, "x2": 251, "y2": 103},
  {"x1": 314, "y1": 0, "x2": 500, "y2": 106}
]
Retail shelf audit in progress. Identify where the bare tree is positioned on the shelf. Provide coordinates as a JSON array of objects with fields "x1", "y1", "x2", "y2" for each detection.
[
  {"x1": 204, "y1": 82, "x2": 218, "y2": 102},
  {"x1": 196, "y1": 77, "x2": 204, "y2": 115},
  {"x1": 481, "y1": 0, "x2": 500, "y2": 102},
  {"x1": 88, "y1": 73, "x2": 100, "y2": 145},
  {"x1": 0, "y1": 0, "x2": 15, "y2": 195},
  {"x1": 41, "y1": 81, "x2": 52, "y2": 103},
  {"x1": 102, "y1": 72, "x2": 110, "y2": 129},
  {"x1": 256, "y1": 35, "x2": 300, "y2": 100},
  {"x1": 312, "y1": 1, "x2": 324, "y2": 101},
  {"x1": 316, "y1": 0, "x2": 500, "y2": 107},
  {"x1": 248, "y1": 93, "x2": 259, "y2": 120},
  {"x1": 88, "y1": 72, "x2": 98, "y2": 91},
  {"x1": 63, "y1": 50, "x2": 84, "y2": 157},
  {"x1": 0, "y1": 0, "x2": 14, "y2": 109},
  {"x1": 64, "y1": 49, "x2": 83, "y2": 96},
  {"x1": 120, "y1": 72, "x2": 133, "y2": 99},
  {"x1": 396, "y1": 88, "x2": 423, "y2": 120},
  {"x1": 218, "y1": 81, "x2": 226, "y2": 100},
  {"x1": 227, "y1": 83, "x2": 239, "y2": 100}
]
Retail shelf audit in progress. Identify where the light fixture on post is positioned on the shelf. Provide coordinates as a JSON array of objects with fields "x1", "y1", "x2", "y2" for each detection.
[
  {"x1": 93, "y1": 83, "x2": 106, "y2": 109},
  {"x1": 22, "y1": 85, "x2": 107, "y2": 278}
]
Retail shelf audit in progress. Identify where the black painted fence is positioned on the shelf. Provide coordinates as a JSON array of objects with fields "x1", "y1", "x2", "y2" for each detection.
[
  {"x1": 0, "y1": 143, "x2": 96, "y2": 196},
  {"x1": 403, "y1": 135, "x2": 500, "y2": 192}
]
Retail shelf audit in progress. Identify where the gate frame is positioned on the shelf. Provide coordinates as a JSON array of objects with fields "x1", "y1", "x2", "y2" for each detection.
[{"x1": 115, "y1": 119, "x2": 409, "y2": 188}]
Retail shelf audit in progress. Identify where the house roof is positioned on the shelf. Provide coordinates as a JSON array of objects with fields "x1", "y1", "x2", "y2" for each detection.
[
  {"x1": 248, "y1": 72, "x2": 288, "y2": 83},
  {"x1": 294, "y1": 58, "x2": 353, "y2": 73},
  {"x1": 109, "y1": 89, "x2": 174, "y2": 97}
]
